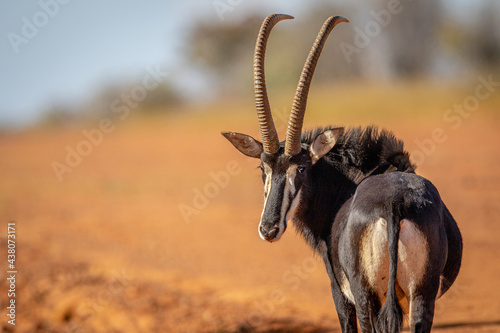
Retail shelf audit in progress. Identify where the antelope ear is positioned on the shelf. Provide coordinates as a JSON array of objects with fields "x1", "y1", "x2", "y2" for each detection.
[
  {"x1": 221, "y1": 131, "x2": 263, "y2": 158},
  {"x1": 309, "y1": 127, "x2": 343, "y2": 164}
]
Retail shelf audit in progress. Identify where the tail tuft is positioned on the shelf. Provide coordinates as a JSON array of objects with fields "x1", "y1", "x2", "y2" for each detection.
[{"x1": 377, "y1": 291, "x2": 403, "y2": 333}]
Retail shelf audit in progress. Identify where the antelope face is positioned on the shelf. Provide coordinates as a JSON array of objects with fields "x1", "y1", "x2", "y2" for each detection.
[
  {"x1": 258, "y1": 149, "x2": 311, "y2": 242},
  {"x1": 221, "y1": 13, "x2": 347, "y2": 242},
  {"x1": 222, "y1": 129, "x2": 342, "y2": 242}
]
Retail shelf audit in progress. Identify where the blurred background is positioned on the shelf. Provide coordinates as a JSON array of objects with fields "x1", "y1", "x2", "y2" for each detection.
[
  {"x1": 1, "y1": 0, "x2": 499, "y2": 332},
  {"x1": 1, "y1": 0, "x2": 499, "y2": 127}
]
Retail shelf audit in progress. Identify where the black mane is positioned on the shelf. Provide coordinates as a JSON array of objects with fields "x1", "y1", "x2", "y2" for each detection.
[
  {"x1": 292, "y1": 125, "x2": 415, "y2": 252},
  {"x1": 302, "y1": 125, "x2": 415, "y2": 183}
]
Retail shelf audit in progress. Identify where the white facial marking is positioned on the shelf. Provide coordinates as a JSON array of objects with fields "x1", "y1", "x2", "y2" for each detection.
[
  {"x1": 258, "y1": 164, "x2": 303, "y2": 242},
  {"x1": 285, "y1": 188, "x2": 301, "y2": 223},
  {"x1": 258, "y1": 163, "x2": 273, "y2": 241},
  {"x1": 285, "y1": 165, "x2": 297, "y2": 193},
  {"x1": 275, "y1": 165, "x2": 300, "y2": 240}
]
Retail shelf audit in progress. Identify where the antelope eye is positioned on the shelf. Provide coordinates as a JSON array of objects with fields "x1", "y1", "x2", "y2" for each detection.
[{"x1": 297, "y1": 166, "x2": 306, "y2": 174}]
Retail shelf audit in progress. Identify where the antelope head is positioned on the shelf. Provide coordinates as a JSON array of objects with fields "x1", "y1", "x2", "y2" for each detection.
[{"x1": 222, "y1": 14, "x2": 348, "y2": 242}]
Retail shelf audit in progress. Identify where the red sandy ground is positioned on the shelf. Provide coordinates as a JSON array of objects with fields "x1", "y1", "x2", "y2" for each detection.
[{"x1": 0, "y1": 86, "x2": 499, "y2": 332}]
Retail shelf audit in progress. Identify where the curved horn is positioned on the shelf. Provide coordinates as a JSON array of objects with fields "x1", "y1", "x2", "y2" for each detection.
[
  {"x1": 254, "y1": 14, "x2": 294, "y2": 154},
  {"x1": 284, "y1": 16, "x2": 349, "y2": 156}
]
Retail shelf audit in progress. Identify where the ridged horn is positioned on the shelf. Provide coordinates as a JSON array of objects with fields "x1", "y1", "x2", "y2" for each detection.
[
  {"x1": 284, "y1": 16, "x2": 349, "y2": 156},
  {"x1": 254, "y1": 14, "x2": 294, "y2": 154}
]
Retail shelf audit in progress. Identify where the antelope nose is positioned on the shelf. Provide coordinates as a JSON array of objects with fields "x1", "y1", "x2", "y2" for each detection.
[{"x1": 260, "y1": 225, "x2": 280, "y2": 241}]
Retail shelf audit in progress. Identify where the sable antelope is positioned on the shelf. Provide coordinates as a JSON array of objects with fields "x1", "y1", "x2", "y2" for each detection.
[{"x1": 221, "y1": 14, "x2": 462, "y2": 333}]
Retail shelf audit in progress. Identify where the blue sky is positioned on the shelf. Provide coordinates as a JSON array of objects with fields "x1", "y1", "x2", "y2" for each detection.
[
  {"x1": 0, "y1": 0, "x2": 483, "y2": 127},
  {"x1": 1, "y1": 1, "x2": 183, "y2": 126},
  {"x1": 0, "y1": 0, "x2": 307, "y2": 127}
]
